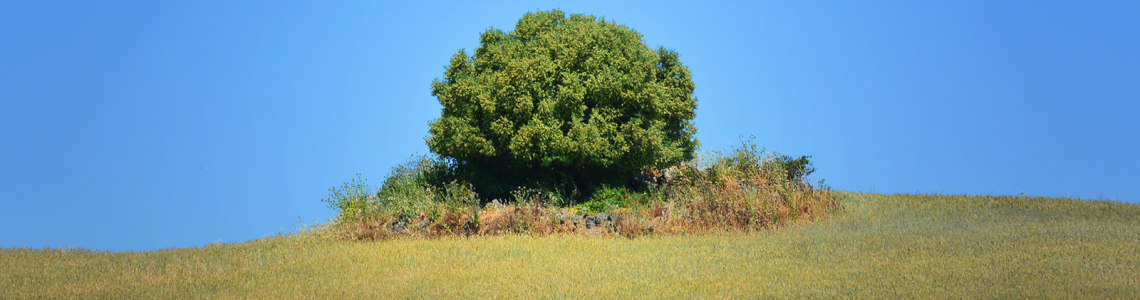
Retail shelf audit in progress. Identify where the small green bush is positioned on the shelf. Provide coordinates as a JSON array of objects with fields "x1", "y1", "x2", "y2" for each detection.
[
  {"x1": 696, "y1": 136, "x2": 816, "y2": 188},
  {"x1": 768, "y1": 154, "x2": 815, "y2": 183},
  {"x1": 576, "y1": 185, "x2": 633, "y2": 215},
  {"x1": 321, "y1": 174, "x2": 376, "y2": 220}
]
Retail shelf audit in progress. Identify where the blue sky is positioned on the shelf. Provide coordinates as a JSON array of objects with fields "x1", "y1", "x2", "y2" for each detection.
[{"x1": 2, "y1": 1, "x2": 1137, "y2": 251}]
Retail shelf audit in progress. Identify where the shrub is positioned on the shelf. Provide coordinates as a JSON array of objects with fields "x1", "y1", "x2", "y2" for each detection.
[
  {"x1": 321, "y1": 174, "x2": 376, "y2": 221},
  {"x1": 322, "y1": 138, "x2": 837, "y2": 240},
  {"x1": 768, "y1": 154, "x2": 815, "y2": 183},
  {"x1": 576, "y1": 185, "x2": 632, "y2": 215},
  {"x1": 696, "y1": 136, "x2": 816, "y2": 187},
  {"x1": 426, "y1": 9, "x2": 699, "y2": 200}
]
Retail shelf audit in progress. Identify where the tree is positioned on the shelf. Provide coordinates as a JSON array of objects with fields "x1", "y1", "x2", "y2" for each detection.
[{"x1": 426, "y1": 10, "x2": 698, "y2": 198}]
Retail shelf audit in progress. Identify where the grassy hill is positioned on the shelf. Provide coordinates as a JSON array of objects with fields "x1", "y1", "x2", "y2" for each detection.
[{"x1": 3, "y1": 192, "x2": 1138, "y2": 298}]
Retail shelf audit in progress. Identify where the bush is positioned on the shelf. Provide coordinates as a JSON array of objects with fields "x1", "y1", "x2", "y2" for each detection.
[
  {"x1": 321, "y1": 174, "x2": 376, "y2": 221},
  {"x1": 697, "y1": 136, "x2": 816, "y2": 188},
  {"x1": 426, "y1": 9, "x2": 699, "y2": 200},
  {"x1": 768, "y1": 154, "x2": 815, "y2": 183},
  {"x1": 576, "y1": 185, "x2": 633, "y2": 215},
  {"x1": 321, "y1": 137, "x2": 836, "y2": 240}
]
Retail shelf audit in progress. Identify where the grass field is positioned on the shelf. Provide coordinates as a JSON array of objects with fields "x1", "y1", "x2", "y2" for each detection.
[{"x1": 3, "y1": 192, "x2": 1138, "y2": 299}]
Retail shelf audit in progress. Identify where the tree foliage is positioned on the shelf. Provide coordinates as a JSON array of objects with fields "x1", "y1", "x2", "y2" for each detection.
[{"x1": 426, "y1": 10, "x2": 698, "y2": 197}]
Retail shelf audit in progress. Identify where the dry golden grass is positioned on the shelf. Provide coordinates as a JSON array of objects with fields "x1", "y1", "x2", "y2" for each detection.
[{"x1": 4, "y1": 192, "x2": 1139, "y2": 299}]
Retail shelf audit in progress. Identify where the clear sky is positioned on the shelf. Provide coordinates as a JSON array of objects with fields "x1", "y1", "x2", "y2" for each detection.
[{"x1": 2, "y1": 1, "x2": 1137, "y2": 251}]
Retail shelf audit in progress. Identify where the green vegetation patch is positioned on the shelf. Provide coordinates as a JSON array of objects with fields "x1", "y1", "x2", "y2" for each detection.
[
  {"x1": 321, "y1": 138, "x2": 835, "y2": 240},
  {"x1": 426, "y1": 10, "x2": 699, "y2": 198},
  {"x1": 321, "y1": 10, "x2": 835, "y2": 239}
]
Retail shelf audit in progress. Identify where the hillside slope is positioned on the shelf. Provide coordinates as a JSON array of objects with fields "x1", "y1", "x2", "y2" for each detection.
[{"x1": 3, "y1": 192, "x2": 1138, "y2": 298}]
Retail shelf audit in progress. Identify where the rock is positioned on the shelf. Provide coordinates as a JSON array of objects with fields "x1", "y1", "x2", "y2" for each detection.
[
  {"x1": 594, "y1": 213, "x2": 610, "y2": 226},
  {"x1": 584, "y1": 215, "x2": 596, "y2": 229},
  {"x1": 488, "y1": 199, "x2": 505, "y2": 209},
  {"x1": 462, "y1": 220, "x2": 477, "y2": 233},
  {"x1": 663, "y1": 167, "x2": 681, "y2": 183},
  {"x1": 393, "y1": 223, "x2": 406, "y2": 234}
]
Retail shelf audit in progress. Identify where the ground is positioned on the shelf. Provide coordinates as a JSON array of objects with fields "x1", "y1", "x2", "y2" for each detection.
[{"x1": 3, "y1": 192, "x2": 1138, "y2": 299}]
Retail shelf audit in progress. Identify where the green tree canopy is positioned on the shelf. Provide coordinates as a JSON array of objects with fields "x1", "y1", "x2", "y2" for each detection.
[{"x1": 426, "y1": 10, "x2": 698, "y2": 196}]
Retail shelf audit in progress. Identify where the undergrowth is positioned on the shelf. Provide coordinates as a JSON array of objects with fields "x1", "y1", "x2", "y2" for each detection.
[{"x1": 321, "y1": 137, "x2": 836, "y2": 240}]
